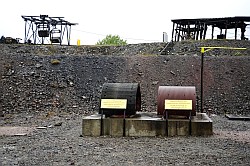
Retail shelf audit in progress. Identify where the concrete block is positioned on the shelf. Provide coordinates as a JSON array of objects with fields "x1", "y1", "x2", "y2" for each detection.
[
  {"x1": 82, "y1": 112, "x2": 213, "y2": 137},
  {"x1": 126, "y1": 119, "x2": 166, "y2": 137},
  {"x1": 191, "y1": 113, "x2": 213, "y2": 136},
  {"x1": 82, "y1": 114, "x2": 101, "y2": 136},
  {"x1": 105, "y1": 118, "x2": 124, "y2": 137},
  {"x1": 168, "y1": 119, "x2": 190, "y2": 136}
]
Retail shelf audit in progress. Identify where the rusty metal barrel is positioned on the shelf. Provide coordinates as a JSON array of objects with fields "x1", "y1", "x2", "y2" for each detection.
[
  {"x1": 99, "y1": 83, "x2": 141, "y2": 117},
  {"x1": 157, "y1": 86, "x2": 196, "y2": 117}
]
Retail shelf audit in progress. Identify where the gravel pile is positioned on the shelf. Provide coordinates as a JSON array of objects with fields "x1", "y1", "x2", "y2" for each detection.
[
  {"x1": 0, "y1": 41, "x2": 250, "y2": 165},
  {"x1": 0, "y1": 43, "x2": 166, "y2": 56},
  {"x1": 168, "y1": 40, "x2": 250, "y2": 56},
  {"x1": 1, "y1": 42, "x2": 250, "y2": 115}
]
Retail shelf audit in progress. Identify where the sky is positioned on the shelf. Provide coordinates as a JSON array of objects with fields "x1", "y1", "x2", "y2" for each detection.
[{"x1": 1, "y1": 0, "x2": 250, "y2": 45}]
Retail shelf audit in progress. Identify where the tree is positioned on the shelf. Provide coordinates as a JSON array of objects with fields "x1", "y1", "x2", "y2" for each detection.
[{"x1": 96, "y1": 34, "x2": 127, "y2": 46}]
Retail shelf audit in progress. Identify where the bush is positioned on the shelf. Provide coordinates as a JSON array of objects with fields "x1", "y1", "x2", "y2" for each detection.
[{"x1": 96, "y1": 35, "x2": 127, "y2": 46}]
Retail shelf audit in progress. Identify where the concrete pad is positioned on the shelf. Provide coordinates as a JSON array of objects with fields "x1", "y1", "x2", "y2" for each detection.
[
  {"x1": 82, "y1": 112, "x2": 213, "y2": 137},
  {"x1": 126, "y1": 119, "x2": 166, "y2": 137},
  {"x1": 0, "y1": 127, "x2": 36, "y2": 136},
  {"x1": 168, "y1": 119, "x2": 190, "y2": 136},
  {"x1": 225, "y1": 114, "x2": 250, "y2": 121},
  {"x1": 82, "y1": 114, "x2": 102, "y2": 136},
  {"x1": 191, "y1": 113, "x2": 213, "y2": 136}
]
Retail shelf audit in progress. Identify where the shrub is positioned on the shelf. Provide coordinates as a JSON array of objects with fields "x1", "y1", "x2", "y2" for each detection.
[{"x1": 96, "y1": 35, "x2": 127, "y2": 46}]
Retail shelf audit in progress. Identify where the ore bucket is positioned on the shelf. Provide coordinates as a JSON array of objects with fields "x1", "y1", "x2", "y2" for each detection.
[
  {"x1": 157, "y1": 86, "x2": 196, "y2": 117},
  {"x1": 99, "y1": 83, "x2": 141, "y2": 117}
]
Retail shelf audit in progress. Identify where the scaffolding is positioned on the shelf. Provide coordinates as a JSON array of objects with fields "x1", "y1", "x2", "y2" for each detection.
[
  {"x1": 171, "y1": 16, "x2": 250, "y2": 42},
  {"x1": 21, "y1": 15, "x2": 77, "y2": 45}
]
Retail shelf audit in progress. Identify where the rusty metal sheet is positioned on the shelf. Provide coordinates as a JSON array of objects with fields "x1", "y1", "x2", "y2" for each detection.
[{"x1": 157, "y1": 86, "x2": 196, "y2": 117}]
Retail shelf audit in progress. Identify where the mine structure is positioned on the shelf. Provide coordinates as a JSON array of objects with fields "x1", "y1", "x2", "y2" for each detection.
[
  {"x1": 21, "y1": 15, "x2": 77, "y2": 45},
  {"x1": 171, "y1": 16, "x2": 250, "y2": 41}
]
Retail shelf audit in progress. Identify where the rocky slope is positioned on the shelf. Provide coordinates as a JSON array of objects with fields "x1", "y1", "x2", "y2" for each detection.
[
  {"x1": 0, "y1": 41, "x2": 250, "y2": 166},
  {"x1": 1, "y1": 41, "x2": 250, "y2": 116}
]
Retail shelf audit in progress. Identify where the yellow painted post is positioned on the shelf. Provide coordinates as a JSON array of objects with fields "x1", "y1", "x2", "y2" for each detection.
[
  {"x1": 77, "y1": 39, "x2": 81, "y2": 46},
  {"x1": 199, "y1": 46, "x2": 246, "y2": 113},
  {"x1": 201, "y1": 47, "x2": 205, "y2": 53}
]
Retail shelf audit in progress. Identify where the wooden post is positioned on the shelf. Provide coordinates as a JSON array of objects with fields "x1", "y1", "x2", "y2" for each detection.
[
  {"x1": 200, "y1": 24, "x2": 203, "y2": 40},
  {"x1": 193, "y1": 24, "x2": 196, "y2": 40},
  {"x1": 171, "y1": 22, "x2": 175, "y2": 41},
  {"x1": 241, "y1": 26, "x2": 246, "y2": 40},
  {"x1": 174, "y1": 24, "x2": 178, "y2": 42},
  {"x1": 225, "y1": 23, "x2": 228, "y2": 39},
  {"x1": 196, "y1": 24, "x2": 200, "y2": 40},
  {"x1": 235, "y1": 28, "x2": 237, "y2": 40},
  {"x1": 203, "y1": 24, "x2": 207, "y2": 39},
  {"x1": 178, "y1": 24, "x2": 181, "y2": 41},
  {"x1": 181, "y1": 25, "x2": 185, "y2": 40},
  {"x1": 211, "y1": 25, "x2": 214, "y2": 39}
]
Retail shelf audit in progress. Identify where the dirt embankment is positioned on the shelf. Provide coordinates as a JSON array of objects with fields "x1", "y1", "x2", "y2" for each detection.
[
  {"x1": 0, "y1": 40, "x2": 250, "y2": 117},
  {"x1": 0, "y1": 41, "x2": 250, "y2": 166}
]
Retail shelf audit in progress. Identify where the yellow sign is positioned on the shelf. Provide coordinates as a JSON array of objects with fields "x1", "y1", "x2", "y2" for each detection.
[
  {"x1": 101, "y1": 99, "x2": 127, "y2": 109},
  {"x1": 165, "y1": 100, "x2": 192, "y2": 110}
]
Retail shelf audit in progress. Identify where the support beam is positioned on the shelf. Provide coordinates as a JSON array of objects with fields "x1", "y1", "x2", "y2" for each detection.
[
  {"x1": 171, "y1": 17, "x2": 250, "y2": 41},
  {"x1": 203, "y1": 24, "x2": 207, "y2": 40},
  {"x1": 194, "y1": 24, "x2": 197, "y2": 40},
  {"x1": 241, "y1": 26, "x2": 246, "y2": 40},
  {"x1": 171, "y1": 23, "x2": 175, "y2": 41},
  {"x1": 225, "y1": 23, "x2": 228, "y2": 39},
  {"x1": 177, "y1": 24, "x2": 181, "y2": 42},
  {"x1": 196, "y1": 24, "x2": 200, "y2": 40},
  {"x1": 235, "y1": 28, "x2": 237, "y2": 40},
  {"x1": 200, "y1": 23, "x2": 203, "y2": 40},
  {"x1": 211, "y1": 25, "x2": 214, "y2": 39}
]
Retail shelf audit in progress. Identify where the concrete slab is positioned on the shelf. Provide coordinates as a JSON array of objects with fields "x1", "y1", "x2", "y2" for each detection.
[
  {"x1": 191, "y1": 113, "x2": 213, "y2": 136},
  {"x1": 0, "y1": 127, "x2": 36, "y2": 136},
  {"x1": 82, "y1": 112, "x2": 213, "y2": 137},
  {"x1": 168, "y1": 119, "x2": 190, "y2": 136},
  {"x1": 225, "y1": 114, "x2": 250, "y2": 121}
]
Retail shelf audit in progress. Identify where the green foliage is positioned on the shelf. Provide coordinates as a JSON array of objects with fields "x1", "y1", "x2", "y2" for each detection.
[{"x1": 96, "y1": 35, "x2": 127, "y2": 46}]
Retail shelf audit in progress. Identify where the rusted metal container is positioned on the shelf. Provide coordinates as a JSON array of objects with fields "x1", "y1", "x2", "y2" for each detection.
[
  {"x1": 99, "y1": 83, "x2": 141, "y2": 117},
  {"x1": 157, "y1": 86, "x2": 196, "y2": 117}
]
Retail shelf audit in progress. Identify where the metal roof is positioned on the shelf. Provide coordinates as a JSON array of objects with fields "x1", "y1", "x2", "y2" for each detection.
[
  {"x1": 172, "y1": 16, "x2": 250, "y2": 29},
  {"x1": 21, "y1": 15, "x2": 78, "y2": 26}
]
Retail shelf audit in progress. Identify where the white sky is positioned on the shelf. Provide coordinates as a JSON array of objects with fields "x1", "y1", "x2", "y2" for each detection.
[{"x1": 1, "y1": 0, "x2": 250, "y2": 45}]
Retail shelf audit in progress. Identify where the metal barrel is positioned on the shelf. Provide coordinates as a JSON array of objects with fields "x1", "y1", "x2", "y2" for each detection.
[
  {"x1": 100, "y1": 83, "x2": 141, "y2": 117},
  {"x1": 157, "y1": 86, "x2": 196, "y2": 117}
]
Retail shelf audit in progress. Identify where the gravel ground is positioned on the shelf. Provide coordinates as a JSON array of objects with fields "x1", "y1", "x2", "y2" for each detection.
[
  {"x1": 0, "y1": 114, "x2": 249, "y2": 166},
  {"x1": 0, "y1": 41, "x2": 250, "y2": 165}
]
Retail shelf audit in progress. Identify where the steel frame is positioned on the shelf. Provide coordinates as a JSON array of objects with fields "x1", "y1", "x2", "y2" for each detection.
[
  {"x1": 171, "y1": 16, "x2": 250, "y2": 42},
  {"x1": 21, "y1": 15, "x2": 77, "y2": 45}
]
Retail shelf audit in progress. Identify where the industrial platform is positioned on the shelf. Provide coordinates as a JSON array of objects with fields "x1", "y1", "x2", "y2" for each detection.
[{"x1": 82, "y1": 112, "x2": 213, "y2": 137}]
